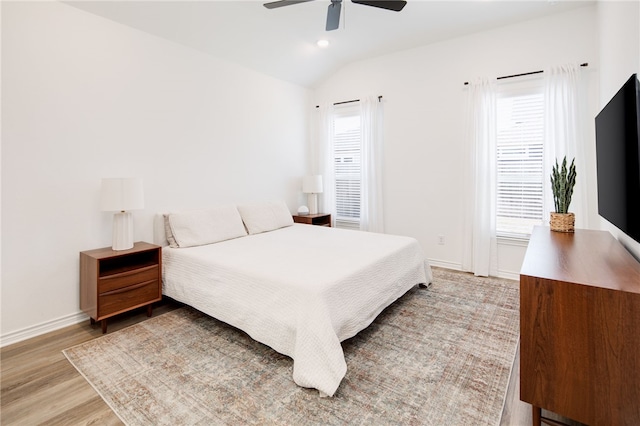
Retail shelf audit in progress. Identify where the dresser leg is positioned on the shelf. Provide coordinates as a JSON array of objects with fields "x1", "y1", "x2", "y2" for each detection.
[
  {"x1": 147, "y1": 304, "x2": 153, "y2": 317},
  {"x1": 532, "y1": 406, "x2": 541, "y2": 426},
  {"x1": 101, "y1": 319, "x2": 107, "y2": 334}
]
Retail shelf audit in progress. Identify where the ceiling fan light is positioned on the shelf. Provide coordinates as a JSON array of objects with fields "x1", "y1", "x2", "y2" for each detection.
[{"x1": 317, "y1": 39, "x2": 330, "y2": 48}]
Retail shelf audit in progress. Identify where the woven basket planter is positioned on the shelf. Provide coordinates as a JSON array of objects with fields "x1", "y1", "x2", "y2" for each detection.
[{"x1": 550, "y1": 212, "x2": 575, "y2": 233}]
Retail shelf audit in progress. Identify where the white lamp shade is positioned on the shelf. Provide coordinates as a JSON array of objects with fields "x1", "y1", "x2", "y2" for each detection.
[
  {"x1": 101, "y1": 178, "x2": 144, "y2": 212},
  {"x1": 302, "y1": 175, "x2": 323, "y2": 194}
]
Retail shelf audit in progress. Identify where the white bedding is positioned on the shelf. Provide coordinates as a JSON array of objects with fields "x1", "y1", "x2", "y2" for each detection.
[{"x1": 162, "y1": 223, "x2": 433, "y2": 396}]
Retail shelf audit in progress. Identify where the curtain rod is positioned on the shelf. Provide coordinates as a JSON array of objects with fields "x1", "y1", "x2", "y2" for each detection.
[
  {"x1": 315, "y1": 95, "x2": 382, "y2": 108},
  {"x1": 463, "y1": 62, "x2": 588, "y2": 86}
]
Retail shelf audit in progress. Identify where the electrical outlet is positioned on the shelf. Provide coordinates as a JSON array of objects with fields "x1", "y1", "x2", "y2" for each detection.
[{"x1": 438, "y1": 235, "x2": 445, "y2": 245}]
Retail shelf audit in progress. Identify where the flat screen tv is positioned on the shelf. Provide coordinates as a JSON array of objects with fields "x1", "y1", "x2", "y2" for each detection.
[{"x1": 595, "y1": 73, "x2": 640, "y2": 244}]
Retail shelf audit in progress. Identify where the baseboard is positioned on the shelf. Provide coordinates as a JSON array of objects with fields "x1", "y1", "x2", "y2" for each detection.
[
  {"x1": 0, "y1": 311, "x2": 88, "y2": 348},
  {"x1": 427, "y1": 258, "x2": 462, "y2": 271},
  {"x1": 496, "y1": 269, "x2": 520, "y2": 281},
  {"x1": 429, "y1": 258, "x2": 519, "y2": 281}
]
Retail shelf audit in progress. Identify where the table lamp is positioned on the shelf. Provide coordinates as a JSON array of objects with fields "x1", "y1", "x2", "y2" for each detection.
[
  {"x1": 303, "y1": 175, "x2": 323, "y2": 215},
  {"x1": 101, "y1": 178, "x2": 144, "y2": 250}
]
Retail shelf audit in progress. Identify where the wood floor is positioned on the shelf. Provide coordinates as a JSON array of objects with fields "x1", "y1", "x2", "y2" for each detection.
[
  {"x1": 1, "y1": 299, "x2": 575, "y2": 426},
  {"x1": 1, "y1": 301, "x2": 182, "y2": 425}
]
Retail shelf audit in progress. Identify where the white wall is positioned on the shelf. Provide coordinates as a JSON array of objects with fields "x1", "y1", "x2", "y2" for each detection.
[
  {"x1": 596, "y1": 0, "x2": 640, "y2": 260},
  {"x1": 1, "y1": 2, "x2": 309, "y2": 344},
  {"x1": 313, "y1": 6, "x2": 599, "y2": 278}
]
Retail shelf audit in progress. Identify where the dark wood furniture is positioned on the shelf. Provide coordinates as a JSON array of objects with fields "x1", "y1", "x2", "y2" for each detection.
[
  {"x1": 80, "y1": 242, "x2": 162, "y2": 333},
  {"x1": 292, "y1": 213, "x2": 331, "y2": 227},
  {"x1": 520, "y1": 226, "x2": 640, "y2": 426}
]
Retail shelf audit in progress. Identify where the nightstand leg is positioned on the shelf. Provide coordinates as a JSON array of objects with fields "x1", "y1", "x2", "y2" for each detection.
[
  {"x1": 101, "y1": 319, "x2": 107, "y2": 334},
  {"x1": 90, "y1": 317, "x2": 96, "y2": 325},
  {"x1": 147, "y1": 304, "x2": 153, "y2": 317}
]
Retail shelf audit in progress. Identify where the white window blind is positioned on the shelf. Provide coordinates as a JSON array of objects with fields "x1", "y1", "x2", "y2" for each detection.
[
  {"x1": 496, "y1": 90, "x2": 545, "y2": 238},
  {"x1": 333, "y1": 104, "x2": 361, "y2": 230}
]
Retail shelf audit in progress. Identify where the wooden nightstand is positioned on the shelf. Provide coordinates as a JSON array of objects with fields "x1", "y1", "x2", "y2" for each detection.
[
  {"x1": 292, "y1": 213, "x2": 332, "y2": 227},
  {"x1": 80, "y1": 242, "x2": 162, "y2": 333}
]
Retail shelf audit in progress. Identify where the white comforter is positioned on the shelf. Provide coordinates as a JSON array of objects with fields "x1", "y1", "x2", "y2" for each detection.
[{"x1": 162, "y1": 224, "x2": 432, "y2": 396}]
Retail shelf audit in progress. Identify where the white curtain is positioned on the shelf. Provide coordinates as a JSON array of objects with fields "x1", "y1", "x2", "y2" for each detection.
[
  {"x1": 315, "y1": 103, "x2": 336, "y2": 226},
  {"x1": 360, "y1": 96, "x2": 385, "y2": 233},
  {"x1": 543, "y1": 63, "x2": 589, "y2": 228},
  {"x1": 462, "y1": 79, "x2": 498, "y2": 277}
]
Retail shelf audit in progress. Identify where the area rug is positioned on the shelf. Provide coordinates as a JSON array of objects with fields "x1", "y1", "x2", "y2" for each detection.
[{"x1": 63, "y1": 268, "x2": 519, "y2": 426}]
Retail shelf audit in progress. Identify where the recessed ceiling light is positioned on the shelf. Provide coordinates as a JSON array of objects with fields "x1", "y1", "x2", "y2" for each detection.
[{"x1": 317, "y1": 39, "x2": 330, "y2": 48}]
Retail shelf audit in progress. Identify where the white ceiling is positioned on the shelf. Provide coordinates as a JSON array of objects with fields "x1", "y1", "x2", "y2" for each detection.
[{"x1": 65, "y1": 0, "x2": 594, "y2": 88}]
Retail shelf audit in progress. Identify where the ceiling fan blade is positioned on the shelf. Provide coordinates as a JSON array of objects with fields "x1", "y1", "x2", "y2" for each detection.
[
  {"x1": 351, "y1": 0, "x2": 406, "y2": 12},
  {"x1": 326, "y1": 0, "x2": 342, "y2": 31},
  {"x1": 263, "y1": 0, "x2": 315, "y2": 9}
]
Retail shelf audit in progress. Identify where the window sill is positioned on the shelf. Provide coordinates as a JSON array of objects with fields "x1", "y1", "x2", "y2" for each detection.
[{"x1": 335, "y1": 217, "x2": 360, "y2": 230}]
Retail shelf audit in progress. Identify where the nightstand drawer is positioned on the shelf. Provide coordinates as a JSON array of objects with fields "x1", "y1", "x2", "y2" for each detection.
[
  {"x1": 98, "y1": 279, "x2": 160, "y2": 317},
  {"x1": 99, "y1": 265, "x2": 158, "y2": 294}
]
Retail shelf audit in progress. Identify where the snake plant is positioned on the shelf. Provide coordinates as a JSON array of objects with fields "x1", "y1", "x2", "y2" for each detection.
[{"x1": 550, "y1": 156, "x2": 577, "y2": 214}]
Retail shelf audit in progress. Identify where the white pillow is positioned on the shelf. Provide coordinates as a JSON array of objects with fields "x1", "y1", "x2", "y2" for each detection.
[
  {"x1": 163, "y1": 214, "x2": 178, "y2": 248},
  {"x1": 167, "y1": 205, "x2": 247, "y2": 248},
  {"x1": 237, "y1": 200, "x2": 294, "y2": 235}
]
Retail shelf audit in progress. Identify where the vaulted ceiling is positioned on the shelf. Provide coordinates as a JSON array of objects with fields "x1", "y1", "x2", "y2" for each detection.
[{"x1": 66, "y1": 0, "x2": 594, "y2": 88}]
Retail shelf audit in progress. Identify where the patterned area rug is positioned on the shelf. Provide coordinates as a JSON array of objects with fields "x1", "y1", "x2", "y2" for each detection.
[{"x1": 63, "y1": 268, "x2": 519, "y2": 425}]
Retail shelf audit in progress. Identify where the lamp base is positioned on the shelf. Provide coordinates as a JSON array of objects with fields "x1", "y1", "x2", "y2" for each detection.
[
  {"x1": 308, "y1": 194, "x2": 318, "y2": 215},
  {"x1": 112, "y1": 211, "x2": 134, "y2": 251}
]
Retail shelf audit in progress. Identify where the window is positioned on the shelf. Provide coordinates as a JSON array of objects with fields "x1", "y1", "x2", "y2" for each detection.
[
  {"x1": 332, "y1": 104, "x2": 361, "y2": 230},
  {"x1": 496, "y1": 88, "x2": 545, "y2": 238}
]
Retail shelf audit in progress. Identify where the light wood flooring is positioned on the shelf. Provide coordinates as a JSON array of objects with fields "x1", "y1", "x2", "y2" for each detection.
[{"x1": 1, "y1": 299, "x2": 577, "y2": 426}]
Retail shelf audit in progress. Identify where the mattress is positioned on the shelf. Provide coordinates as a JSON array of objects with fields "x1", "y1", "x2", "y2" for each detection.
[{"x1": 162, "y1": 223, "x2": 432, "y2": 396}]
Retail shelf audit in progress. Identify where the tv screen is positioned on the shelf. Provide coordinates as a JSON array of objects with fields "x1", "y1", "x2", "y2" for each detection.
[{"x1": 595, "y1": 73, "x2": 640, "y2": 243}]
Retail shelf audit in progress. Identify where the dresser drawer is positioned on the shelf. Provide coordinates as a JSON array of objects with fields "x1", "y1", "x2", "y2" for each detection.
[
  {"x1": 99, "y1": 265, "x2": 158, "y2": 294},
  {"x1": 98, "y1": 279, "x2": 160, "y2": 318}
]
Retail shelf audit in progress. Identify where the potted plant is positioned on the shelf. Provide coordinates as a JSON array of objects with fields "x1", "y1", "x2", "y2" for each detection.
[{"x1": 550, "y1": 156, "x2": 577, "y2": 232}]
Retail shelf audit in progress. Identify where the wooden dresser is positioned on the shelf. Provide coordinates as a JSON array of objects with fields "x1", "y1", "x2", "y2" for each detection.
[
  {"x1": 80, "y1": 242, "x2": 162, "y2": 333},
  {"x1": 520, "y1": 226, "x2": 640, "y2": 425}
]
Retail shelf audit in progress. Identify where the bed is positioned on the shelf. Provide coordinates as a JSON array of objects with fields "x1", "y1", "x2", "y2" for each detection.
[{"x1": 155, "y1": 201, "x2": 433, "y2": 396}]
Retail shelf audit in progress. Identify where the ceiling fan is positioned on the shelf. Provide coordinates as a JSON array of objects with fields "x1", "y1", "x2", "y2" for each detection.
[{"x1": 263, "y1": 0, "x2": 407, "y2": 31}]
